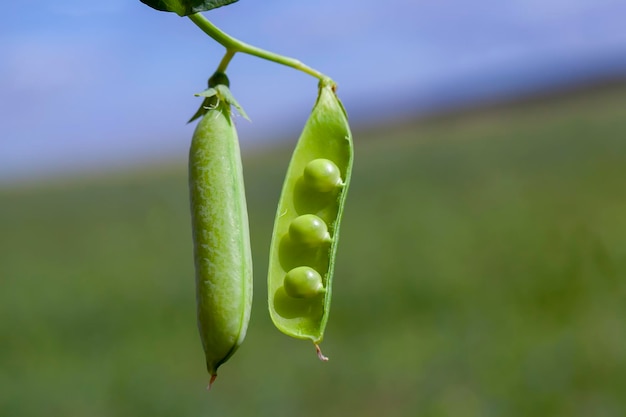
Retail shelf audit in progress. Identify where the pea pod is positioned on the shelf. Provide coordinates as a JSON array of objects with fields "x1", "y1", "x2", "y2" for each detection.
[
  {"x1": 267, "y1": 81, "x2": 353, "y2": 359},
  {"x1": 188, "y1": 73, "x2": 252, "y2": 387}
]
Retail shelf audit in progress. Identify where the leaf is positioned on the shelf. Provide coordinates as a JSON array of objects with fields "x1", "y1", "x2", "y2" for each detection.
[
  {"x1": 140, "y1": 0, "x2": 239, "y2": 16},
  {"x1": 188, "y1": 75, "x2": 249, "y2": 123},
  {"x1": 195, "y1": 88, "x2": 218, "y2": 98},
  {"x1": 188, "y1": 89, "x2": 219, "y2": 123},
  {"x1": 215, "y1": 84, "x2": 250, "y2": 121}
]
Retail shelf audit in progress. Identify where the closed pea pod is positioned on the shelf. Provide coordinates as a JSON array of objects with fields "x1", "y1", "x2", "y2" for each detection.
[
  {"x1": 267, "y1": 81, "x2": 353, "y2": 359},
  {"x1": 188, "y1": 73, "x2": 252, "y2": 387}
]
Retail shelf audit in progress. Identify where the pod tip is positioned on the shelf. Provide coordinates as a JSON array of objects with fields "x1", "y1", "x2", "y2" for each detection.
[
  {"x1": 315, "y1": 344, "x2": 329, "y2": 362},
  {"x1": 207, "y1": 374, "x2": 217, "y2": 391}
]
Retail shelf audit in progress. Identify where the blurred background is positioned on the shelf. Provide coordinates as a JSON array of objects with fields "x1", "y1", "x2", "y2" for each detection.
[{"x1": 2, "y1": 0, "x2": 626, "y2": 416}]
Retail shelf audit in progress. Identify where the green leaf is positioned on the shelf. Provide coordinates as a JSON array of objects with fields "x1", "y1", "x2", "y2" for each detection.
[
  {"x1": 188, "y1": 89, "x2": 217, "y2": 124},
  {"x1": 188, "y1": 74, "x2": 249, "y2": 123},
  {"x1": 140, "y1": 0, "x2": 239, "y2": 16},
  {"x1": 215, "y1": 85, "x2": 250, "y2": 121},
  {"x1": 195, "y1": 88, "x2": 218, "y2": 98}
]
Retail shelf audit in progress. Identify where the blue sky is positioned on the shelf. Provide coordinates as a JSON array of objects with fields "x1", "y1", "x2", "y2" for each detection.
[{"x1": 1, "y1": 0, "x2": 626, "y2": 183}]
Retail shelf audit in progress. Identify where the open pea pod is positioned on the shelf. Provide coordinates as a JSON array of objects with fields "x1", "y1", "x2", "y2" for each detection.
[{"x1": 267, "y1": 81, "x2": 353, "y2": 359}]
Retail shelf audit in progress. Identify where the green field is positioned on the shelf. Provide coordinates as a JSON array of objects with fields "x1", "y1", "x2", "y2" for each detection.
[{"x1": 2, "y1": 82, "x2": 626, "y2": 416}]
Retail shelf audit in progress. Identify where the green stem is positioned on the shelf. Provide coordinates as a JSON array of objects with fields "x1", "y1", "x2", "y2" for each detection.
[
  {"x1": 216, "y1": 49, "x2": 236, "y2": 73},
  {"x1": 188, "y1": 13, "x2": 333, "y2": 86}
]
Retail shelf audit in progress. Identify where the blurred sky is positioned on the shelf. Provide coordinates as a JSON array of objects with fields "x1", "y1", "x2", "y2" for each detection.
[{"x1": 1, "y1": 0, "x2": 626, "y2": 183}]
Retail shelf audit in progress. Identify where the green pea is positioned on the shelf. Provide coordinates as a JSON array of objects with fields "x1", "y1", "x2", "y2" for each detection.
[
  {"x1": 289, "y1": 214, "x2": 331, "y2": 246},
  {"x1": 267, "y1": 81, "x2": 353, "y2": 359},
  {"x1": 188, "y1": 73, "x2": 252, "y2": 387},
  {"x1": 283, "y1": 266, "x2": 325, "y2": 298},
  {"x1": 303, "y1": 158, "x2": 343, "y2": 192}
]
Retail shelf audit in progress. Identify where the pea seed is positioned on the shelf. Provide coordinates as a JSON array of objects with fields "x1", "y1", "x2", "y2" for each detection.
[
  {"x1": 267, "y1": 81, "x2": 353, "y2": 358},
  {"x1": 273, "y1": 285, "x2": 323, "y2": 320},
  {"x1": 283, "y1": 266, "x2": 325, "y2": 298},
  {"x1": 303, "y1": 158, "x2": 343, "y2": 192},
  {"x1": 289, "y1": 214, "x2": 331, "y2": 246}
]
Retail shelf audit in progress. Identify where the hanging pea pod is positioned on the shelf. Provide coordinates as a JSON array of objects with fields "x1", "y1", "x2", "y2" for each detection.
[
  {"x1": 188, "y1": 72, "x2": 252, "y2": 387},
  {"x1": 267, "y1": 81, "x2": 354, "y2": 360}
]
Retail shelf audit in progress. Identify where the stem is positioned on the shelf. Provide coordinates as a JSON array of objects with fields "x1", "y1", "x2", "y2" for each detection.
[
  {"x1": 216, "y1": 49, "x2": 236, "y2": 73},
  {"x1": 188, "y1": 13, "x2": 333, "y2": 86}
]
